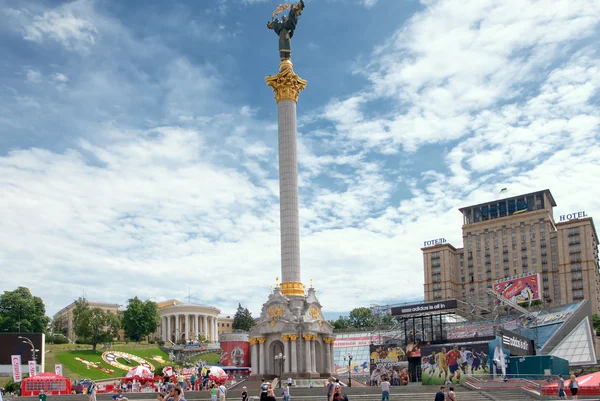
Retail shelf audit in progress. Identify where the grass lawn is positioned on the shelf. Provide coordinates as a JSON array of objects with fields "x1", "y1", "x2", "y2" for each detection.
[
  {"x1": 45, "y1": 344, "x2": 220, "y2": 381},
  {"x1": 49, "y1": 345, "x2": 170, "y2": 381}
]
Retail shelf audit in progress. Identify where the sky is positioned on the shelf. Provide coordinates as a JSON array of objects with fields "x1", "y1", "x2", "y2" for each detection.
[{"x1": 1, "y1": 0, "x2": 599, "y2": 320}]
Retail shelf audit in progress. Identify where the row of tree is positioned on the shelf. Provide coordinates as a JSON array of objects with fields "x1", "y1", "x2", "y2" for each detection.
[{"x1": 0, "y1": 287, "x2": 161, "y2": 350}]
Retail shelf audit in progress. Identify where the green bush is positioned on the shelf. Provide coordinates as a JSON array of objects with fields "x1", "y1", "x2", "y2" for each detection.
[
  {"x1": 46, "y1": 334, "x2": 69, "y2": 344},
  {"x1": 157, "y1": 340, "x2": 165, "y2": 346}
]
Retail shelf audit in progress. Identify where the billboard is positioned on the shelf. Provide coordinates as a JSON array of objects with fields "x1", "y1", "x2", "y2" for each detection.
[
  {"x1": 493, "y1": 273, "x2": 540, "y2": 305},
  {"x1": 12, "y1": 355, "x2": 22, "y2": 382},
  {"x1": 391, "y1": 300, "x2": 458, "y2": 316},
  {"x1": 420, "y1": 341, "x2": 490, "y2": 385},
  {"x1": 220, "y1": 339, "x2": 249, "y2": 368},
  {"x1": 0, "y1": 333, "x2": 44, "y2": 365},
  {"x1": 498, "y1": 328, "x2": 534, "y2": 356},
  {"x1": 369, "y1": 343, "x2": 409, "y2": 385}
]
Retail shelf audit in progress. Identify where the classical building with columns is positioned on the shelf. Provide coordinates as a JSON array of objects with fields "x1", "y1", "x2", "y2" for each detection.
[{"x1": 156, "y1": 300, "x2": 220, "y2": 343}]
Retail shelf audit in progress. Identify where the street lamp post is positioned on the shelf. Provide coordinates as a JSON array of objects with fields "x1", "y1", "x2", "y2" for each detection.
[
  {"x1": 347, "y1": 354, "x2": 353, "y2": 387},
  {"x1": 274, "y1": 353, "x2": 286, "y2": 388},
  {"x1": 19, "y1": 336, "x2": 38, "y2": 374}
]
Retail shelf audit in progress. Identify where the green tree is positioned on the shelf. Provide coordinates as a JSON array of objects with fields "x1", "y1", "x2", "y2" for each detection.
[
  {"x1": 51, "y1": 314, "x2": 69, "y2": 337},
  {"x1": 0, "y1": 287, "x2": 50, "y2": 333},
  {"x1": 72, "y1": 298, "x2": 121, "y2": 350},
  {"x1": 232, "y1": 303, "x2": 254, "y2": 331},
  {"x1": 330, "y1": 316, "x2": 349, "y2": 330},
  {"x1": 592, "y1": 314, "x2": 600, "y2": 333},
  {"x1": 122, "y1": 297, "x2": 160, "y2": 342},
  {"x1": 347, "y1": 307, "x2": 377, "y2": 329}
]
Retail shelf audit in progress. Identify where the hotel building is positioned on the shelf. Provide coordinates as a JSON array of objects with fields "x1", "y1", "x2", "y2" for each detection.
[{"x1": 422, "y1": 189, "x2": 600, "y2": 316}]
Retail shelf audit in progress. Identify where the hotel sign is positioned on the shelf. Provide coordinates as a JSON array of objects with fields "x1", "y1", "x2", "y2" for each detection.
[
  {"x1": 423, "y1": 238, "x2": 447, "y2": 247},
  {"x1": 559, "y1": 211, "x2": 587, "y2": 222}
]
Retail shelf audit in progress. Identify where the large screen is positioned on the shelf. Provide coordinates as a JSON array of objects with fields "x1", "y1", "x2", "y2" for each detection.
[
  {"x1": 493, "y1": 273, "x2": 541, "y2": 305},
  {"x1": 420, "y1": 341, "x2": 490, "y2": 385}
]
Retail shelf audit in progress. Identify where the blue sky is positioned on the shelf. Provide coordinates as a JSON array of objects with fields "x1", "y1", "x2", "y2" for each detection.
[{"x1": 1, "y1": 0, "x2": 599, "y2": 319}]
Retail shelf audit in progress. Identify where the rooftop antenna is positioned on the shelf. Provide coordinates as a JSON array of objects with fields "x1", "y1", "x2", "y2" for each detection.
[{"x1": 187, "y1": 287, "x2": 192, "y2": 303}]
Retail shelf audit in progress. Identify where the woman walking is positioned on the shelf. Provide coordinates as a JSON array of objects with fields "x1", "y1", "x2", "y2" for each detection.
[{"x1": 569, "y1": 375, "x2": 579, "y2": 400}]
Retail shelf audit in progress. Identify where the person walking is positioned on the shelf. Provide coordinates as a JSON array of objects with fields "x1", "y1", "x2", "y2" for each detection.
[
  {"x1": 557, "y1": 375, "x2": 566, "y2": 399},
  {"x1": 218, "y1": 383, "x2": 227, "y2": 401},
  {"x1": 259, "y1": 379, "x2": 268, "y2": 401},
  {"x1": 569, "y1": 375, "x2": 579, "y2": 400},
  {"x1": 327, "y1": 378, "x2": 335, "y2": 401},
  {"x1": 283, "y1": 383, "x2": 290, "y2": 401},
  {"x1": 331, "y1": 386, "x2": 348, "y2": 401},
  {"x1": 435, "y1": 386, "x2": 445, "y2": 401},
  {"x1": 381, "y1": 376, "x2": 390, "y2": 401},
  {"x1": 241, "y1": 386, "x2": 248, "y2": 401},
  {"x1": 447, "y1": 387, "x2": 456, "y2": 401},
  {"x1": 211, "y1": 385, "x2": 218, "y2": 401}
]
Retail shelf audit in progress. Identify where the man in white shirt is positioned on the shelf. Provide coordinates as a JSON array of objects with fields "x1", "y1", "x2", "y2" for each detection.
[
  {"x1": 287, "y1": 377, "x2": 293, "y2": 387},
  {"x1": 218, "y1": 383, "x2": 227, "y2": 401}
]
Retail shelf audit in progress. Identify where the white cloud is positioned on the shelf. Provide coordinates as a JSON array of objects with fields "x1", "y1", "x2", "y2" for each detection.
[
  {"x1": 25, "y1": 69, "x2": 41, "y2": 82},
  {"x1": 322, "y1": 0, "x2": 600, "y2": 153},
  {"x1": 22, "y1": 5, "x2": 98, "y2": 52}
]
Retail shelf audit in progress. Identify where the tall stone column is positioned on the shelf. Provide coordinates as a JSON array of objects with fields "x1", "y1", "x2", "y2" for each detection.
[
  {"x1": 175, "y1": 315, "x2": 180, "y2": 341},
  {"x1": 167, "y1": 316, "x2": 171, "y2": 342},
  {"x1": 266, "y1": 60, "x2": 307, "y2": 299},
  {"x1": 289, "y1": 335, "x2": 298, "y2": 373},
  {"x1": 214, "y1": 317, "x2": 219, "y2": 341},
  {"x1": 185, "y1": 314, "x2": 190, "y2": 341},
  {"x1": 323, "y1": 338, "x2": 330, "y2": 373},
  {"x1": 302, "y1": 334, "x2": 312, "y2": 373},
  {"x1": 161, "y1": 316, "x2": 166, "y2": 340},
  {"x1": 250, "y1": 339, "x2": 258, "y2": 376},
  {"x1": 282, "y1": 335, "x2": 290, "y2": 373},
  {"x1": 310, "y1": 336, "x2": 316, "y2": 373},
  {"x1": 203, "y1": 315, "x2": 208, "y2": 338},
  {"x1": 258, "y1": 337, "x2": 266, "y2": 375}
]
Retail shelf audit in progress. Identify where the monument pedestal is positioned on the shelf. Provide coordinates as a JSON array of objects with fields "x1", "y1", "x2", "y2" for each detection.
[{"x1": 249, "y1": 287, "x2": 335, "y2": 377}]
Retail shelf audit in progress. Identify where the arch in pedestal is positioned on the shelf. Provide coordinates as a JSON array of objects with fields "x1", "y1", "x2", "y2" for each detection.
[
  {"x1": 314, "y1": 340, "x2": 323, "y2": 373},
  {"x1": 269, "y1": 340, "x2": 285, "y2": 376}
]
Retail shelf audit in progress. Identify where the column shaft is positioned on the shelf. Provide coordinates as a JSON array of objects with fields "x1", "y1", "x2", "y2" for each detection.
[
  {"x1": 259, "y1": 341, "x2": 266, "y2": 375},
  {"x1": 290, "y1": 339, "x2": 297, "y2": 373},
  {"x1": 251, "y1": 343, "x2": 258, "y2": 376},
  {"x1": 167, "y1": 316, "x2": 171, "y2": 342},
  {"x1": 203, "y1": 315, "x2": 207, "y2": 338},
  {"x1": 310, "y1": 339, "x2": 316, "y2": 373},
  {"x1": 193, "y1": 314, "x2": 198, "y2": 341},
  {"x1": 284, "y1": 338, "x2": 290, "y2": 373},
  {"x1": 304, "y1": 338, "x2": 311, "y2": 373},
  {"x1": 175, "y1": 315, "x2": 180, "y2": 341},
  {"x1": 277, "y1": 99, "x2": 301, "y2": 284},
  {"x1": 330, "y1": 343, "x2": 335, "y2": 375},
  {"x1": 324, "y1": 341, "x2": 330, "y2": 373}
]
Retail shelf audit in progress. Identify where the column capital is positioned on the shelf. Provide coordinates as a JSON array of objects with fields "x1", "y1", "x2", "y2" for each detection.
[
  {"x1": 256, "y1": 337, "x2": 267, "y2": 344},
  {"x1": 302, "y1": 334, "x2": 315, "y2": 341},
  {"x1": 281, "y1": 334, "x2": 291, "y2": 342},
  {"x1": 288, "y1": 334, "x2": 299, "y2": 341},
  {"x1": 323, "y1": 337, "x2": 336, "y2": 344},
  {"x1": 249, "y1": 338, "x2": 259, "y2": 345},
  {"x1": 265, "y1": 60, "x2": 307, "y2": 104}
]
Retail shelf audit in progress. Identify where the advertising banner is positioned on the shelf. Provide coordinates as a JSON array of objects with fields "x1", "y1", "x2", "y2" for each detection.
[
  {"x1": 391, "y1": 300, "x2": 458, "y2": 316},
  {"x1": 420, "y1": 342, "x2": 490, "y2": 385},
  {"x1": 334, "y1": 335, "x2": 382, "y2": 348},
  {"x1": 220, "y1": 341, "x2": 250, "y2": 367},
  {"x1": 55, "y1": 364, "x2": 63, "y2": 376},
  {"x1": 369, "y1": 343, "x2": 409, "y2": 385},
  {"x1": 28, "y1": 360, "x2": 36, "y2": 377},
  {"x1": 11, "y1": 354, "x2": 22, "y2": 382},
  {"x1": 498, "y1": 328, "x2": 534, "y2": 356},
  {"x1": 493, "y1": 273, "x2": 540, "y2": 305}
]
